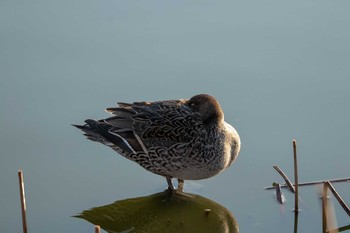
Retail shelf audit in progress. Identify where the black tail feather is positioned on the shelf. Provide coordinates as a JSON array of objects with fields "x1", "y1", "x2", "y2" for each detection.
[{"x1": 72, "y1": 120, "x2": 135, "y2": 154}]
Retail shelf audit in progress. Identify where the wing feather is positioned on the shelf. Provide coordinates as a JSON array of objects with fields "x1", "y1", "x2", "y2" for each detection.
[
  {"x1": 129, "y1": 101, "x2": 203, "y2": 148},
  {"x1": 75, "y1": 98, "x2": 203, "y2": 155}
]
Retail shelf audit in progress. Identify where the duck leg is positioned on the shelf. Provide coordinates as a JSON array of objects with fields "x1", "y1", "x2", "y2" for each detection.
[
  {"x1": 166, "y1": 176, "x2": 175, "y2": 191},
  {"x1": 177, "y1": 179, "x2": 184, "y2": 192}
]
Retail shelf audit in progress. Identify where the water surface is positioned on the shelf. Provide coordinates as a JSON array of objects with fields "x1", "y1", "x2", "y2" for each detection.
[{"x1": 1, "y1": 0, "x2": 350, "y2": 232}]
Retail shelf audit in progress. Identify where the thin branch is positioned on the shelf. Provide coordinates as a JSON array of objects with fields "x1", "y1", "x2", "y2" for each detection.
[
  {"x1": 293, "y1": 140, "x2": 299, "y2": 212},
  {"x1": 275, "y1": 183, "x2": 285, "y2": 204},
  {"x1": 333, "y1": 224, "x2": 350, "y2": 232},
  {"x1": 273, "y1": 165, "x2": 295, "y2": 193},
  {"x1": 326, "y1": 181, "x2": 350, "y2": 218},
  {"x1": 322, "y1": 183, "x2": 328, "y2": 233},
  {"x1": 18, "y1": 170, "x2": 28, "y2": 233},
  {"x1": 265, "y1": 177, "x2": 350, "y2": 190}
]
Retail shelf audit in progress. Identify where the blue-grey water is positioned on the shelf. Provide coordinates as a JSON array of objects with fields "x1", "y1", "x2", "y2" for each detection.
[{"x1": 1, "y1": 1, "x2": 350, "y2": 232}]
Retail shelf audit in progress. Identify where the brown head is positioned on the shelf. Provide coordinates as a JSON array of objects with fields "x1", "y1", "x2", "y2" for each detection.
[{"x1": 187, "y1": 94, "x2": 224, "y2": 124}]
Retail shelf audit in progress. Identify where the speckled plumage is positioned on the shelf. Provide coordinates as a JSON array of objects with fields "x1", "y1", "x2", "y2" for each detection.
[{"x1": 73, "y1": 94, "x2": 241, "y2": 190}]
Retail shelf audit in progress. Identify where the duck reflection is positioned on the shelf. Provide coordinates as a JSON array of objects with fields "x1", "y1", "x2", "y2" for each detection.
[{"x1": 75, "y1": 190, "x2": 238, "y2": 233}]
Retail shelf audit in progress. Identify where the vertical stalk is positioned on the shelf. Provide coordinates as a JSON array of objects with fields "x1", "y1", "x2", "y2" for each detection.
[
  {"x1": 18, "y1": 170, "x2": 28, "y2": 233},
  {"x1": 322, "y1": 182, "x2": 328, "y2": 233},
  {"x1": 293, "y1": 140, "x2": 299, "y2": 212},
  {"x1": 293, "y1": 212, "x2": 299, "y2": 233}
]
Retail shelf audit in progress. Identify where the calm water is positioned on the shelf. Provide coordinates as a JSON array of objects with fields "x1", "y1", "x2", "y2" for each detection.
[{"x1": 1, "y1": 1, "x2": 350, "y2": 232}]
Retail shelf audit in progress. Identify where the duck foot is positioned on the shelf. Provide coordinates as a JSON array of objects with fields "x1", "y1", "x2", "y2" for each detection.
[
  {"x1": 177, "y1": 179, "x2": 184, "y2": 192},
  {"x1": 166, "y1": 176, "x2": 175, "y2": 191},
  {"x1": 166, "y1": 177, "x2": 184, "y2": 192}
]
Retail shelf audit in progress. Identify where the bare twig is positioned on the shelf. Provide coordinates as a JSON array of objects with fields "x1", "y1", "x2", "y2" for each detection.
[
  {"x1": 326, "y1": 181, "x2": 350, "y2": 217},
  {"x1": 293, "y1": 140, "x2": 299, "y2": 212},
  {"x1": 265, "y1": 177, "x2": 350, "y2": 190},
  {"x1": 294, "y1": 212, "x2": 299, "y2": 233},
  {"x1": 323, "y1": 182, "x2": 341, "y2": 233},
  {"x1": 18, "y1": 170, "x2": 28, "y2": 233},
  {"x1": 322, "y1": 183, "x2": 328, "y2": 233},
  {"x1": 273, "y1": 165, "x2": 295, "y2": 193},
  {"x1": 335, "y1": 224, "x2": 350, "y2": 232},
  {"x1": 275, "y1": 183, "x2": 285, "y2": 204}
]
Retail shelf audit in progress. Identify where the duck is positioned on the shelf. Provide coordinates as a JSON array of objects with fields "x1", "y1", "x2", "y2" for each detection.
[{"x1": 73, "y1": 94, "x2": 241, "y2": 191}]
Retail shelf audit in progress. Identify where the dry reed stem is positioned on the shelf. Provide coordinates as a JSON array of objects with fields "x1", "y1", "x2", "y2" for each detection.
[
  {"x1": 275, "y1": 183, "x2": 285, "y2": 204},
  {"x1": 326, "y1": 181, "x2": 350, "y2": 217},
  {"x1": 293, "y1": 140, "x2": 299, "y2": 212},
  {"x1": 322, "y1": 183, "x2": 328, "y2": 233},
  {"x1": 273, "y1": 165, "x2": 295, "y2": 193},
  {"x1": 18, "y1": 170, "x2": 28, "y2": 233},
  {"x1": 323, "y1": 182, "x2": 340, "y2": 233},
  {"x1": 336, "y1": 224, "x2": 350, "y2": 232},
  {"x1": 265, "y1": 177, "x2": 350, "y2": 190},
  {"x1": 293, "y1": 212, "x2": 299, "y2": 233}
]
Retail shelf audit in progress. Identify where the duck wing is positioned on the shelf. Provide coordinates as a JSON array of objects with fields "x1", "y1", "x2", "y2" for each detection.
[{"x1": 106, "y1": 99, "x2": 203, "y2": 150}]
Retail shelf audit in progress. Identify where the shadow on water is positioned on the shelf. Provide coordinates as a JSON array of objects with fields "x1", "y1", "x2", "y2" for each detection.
[{"x1": 75, "y1": 190, "x2": 238, "y2": 233}]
